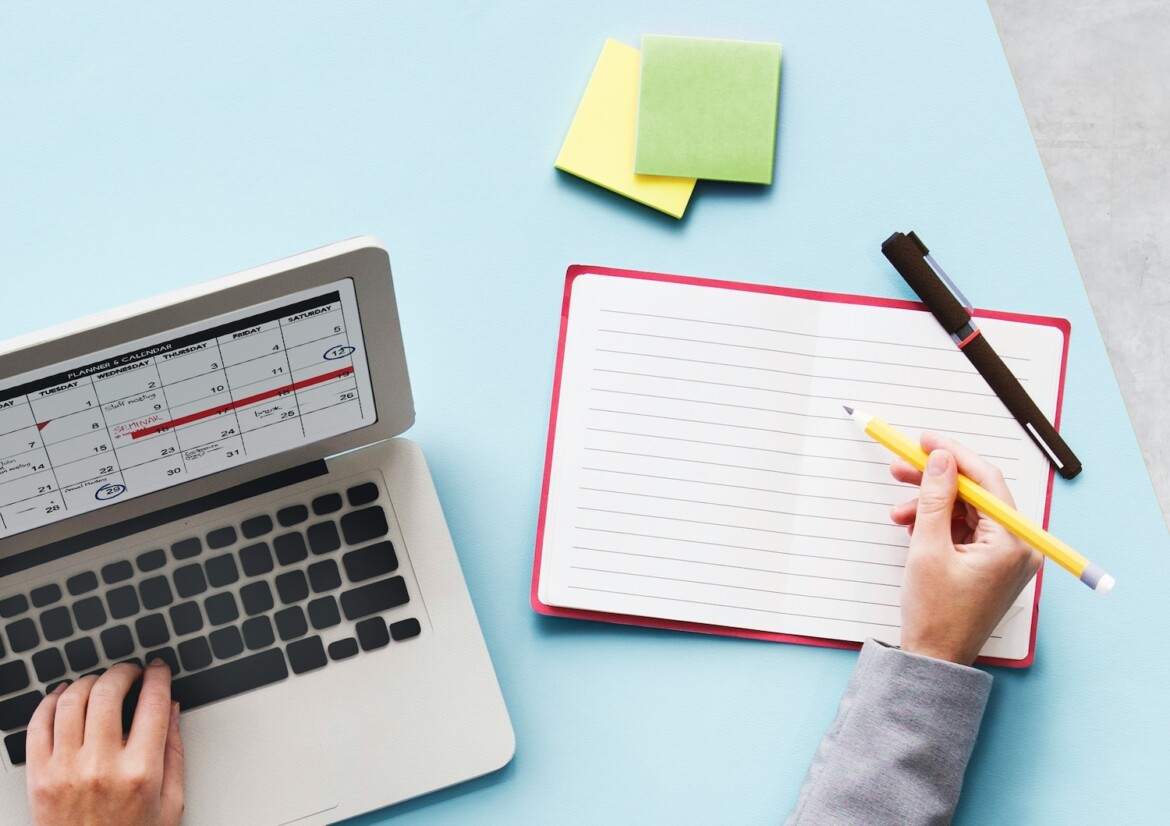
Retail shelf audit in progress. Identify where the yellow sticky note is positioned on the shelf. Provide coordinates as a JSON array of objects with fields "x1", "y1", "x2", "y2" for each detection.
[{"x1": 556, "y1": 40, "x2": 696, "y2": 218}]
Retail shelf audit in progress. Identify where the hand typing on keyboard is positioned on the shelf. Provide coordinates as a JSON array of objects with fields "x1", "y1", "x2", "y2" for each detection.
[{"x1": 24, "y1": 660, "x2": 185, "y2": 826}]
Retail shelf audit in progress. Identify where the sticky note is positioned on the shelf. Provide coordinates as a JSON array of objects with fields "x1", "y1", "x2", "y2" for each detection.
[
  {"x1": 635, "y1": 35, "x2": 782, "y2": 185},
  {"x1": 556, "y1": 40, "x2": 696, "y2": 218}
]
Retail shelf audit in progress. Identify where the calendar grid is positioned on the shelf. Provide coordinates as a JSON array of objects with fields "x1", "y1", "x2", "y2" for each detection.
[{"x1": 0, "y1": 282, "x2": 376, "y2": 538}]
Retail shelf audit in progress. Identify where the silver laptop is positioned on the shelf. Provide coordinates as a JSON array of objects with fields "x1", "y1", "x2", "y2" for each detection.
[{"x1": 0, "y1": 238, "x2": 514, "y2": 824}]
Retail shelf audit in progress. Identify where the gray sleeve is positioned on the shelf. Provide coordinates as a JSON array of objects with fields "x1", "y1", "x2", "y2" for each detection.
[{"x1": 784, "y1": 639, "x2": 993, "y2": 826}]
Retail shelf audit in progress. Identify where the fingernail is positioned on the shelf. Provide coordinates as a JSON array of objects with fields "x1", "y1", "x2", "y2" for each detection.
[
  {"x1": 52, "y1": 682, "x2": 69, "y2": 695},
  {"x1": 926, "y1": 450, "x2": 949, "y2": 476},
  {"x1": 150, "y1": 658, "x2": 167, "y2": 668}
]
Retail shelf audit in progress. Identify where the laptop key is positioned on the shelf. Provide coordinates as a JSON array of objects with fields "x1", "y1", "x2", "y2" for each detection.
[
  {"x1": 31, "y1": 584, "x2": 62, "y2": 608},
  {"x1": 390, "y1": 618, "x2": 422, "y2": 641},
  {"x1": 340, "y1": 576, "x2": 410, "y2": 621},
  {"x1": 307, "y1": 521, "x2": 341, "y2": 555},
  {"x1": 5, "y1": 730, "x2": 27, "y2": 765},
  {"x1": 355, "y1": 617, "x2": 390, "y2": 652},
  {"x1": 308, "y1": 559, "x2": 342, "y2": 593},
  {"x1": 328, "y1": 638, "x2": 359, "y2": 661},
  {"x1": 277, "y1": 505, "x2": 309, "y2": 527},
  {"x1": 66, "y1": 571, "x2": 99, "y2": 596},
  {"x1": 240, "y1": 515, "x2": 274, "y2": 539},
  {"x1": 101, "y1": 626, "x2": 136, "y2": 661},
  {"x1": 206, "y1": 526, "x2": 237, "y2": 550},
  {"x1": 171, "y1": 538, "x2": 202, "y2": 560},
  {"x1": 40, "y1": 607, "x2": 73, "y2": 642},
  {"x1": 274, "y1": 533, "x2": 308, "y2": 566},
  {"x1": 0, "y1": 595, "x2": 29, "y2": 618},
  {"x1": 311, "y1": 492, "x2": 343, "y2": 516},
  {"x1": 146, "y1": 648, "x2": 180, "y2": 676},
  {"x1": 347, "y1": 482, "x2": 379, "y2": 507},
  {"x1": 0, "y1": 660, "x2": 31, "y2": 694},
  {"x1": 173, "y1": 564, "x2": 208, "y2": 599},
  {"x1": 206, "y1": 553, "x2": 240, "y2": 587},
  {"x1": 274, "y1": 607, "x2": 308, "y2": 641},
  {"x1": 136, "y1": 549, "x2": 167, "y2": 572},
  {"x1": 73, "y1": 596, "x2": 107, "y2": 631},
  {"x1": 170, "y1": 648, "x2": 289, "y2": 710},
  {"x1": 101, "y1": 560, "x2": 135, "y2": 584},
  {"x1": 140, "y1": 576, "x2": 174, "y2": 610},
  {"x1": 169, "y1": 601, "x2": 204, "y2": 636},
  {"x1": 340, "y1": 506, "x2": 389, "y2": 546},
  {"x1": 107, "y1": 586, "x2": 140, "y2": 620},
  {"x1": 239, "y1": 542, "x2": 274, "y2": 577},
  {"x1": 342, "y1": 541, "x2": 399, "y2": 583},
  {"x1": 0, "y1": 690, "x2": 41, "y2": 731},
  {"x1": 275, "y1": 570, "x2": 309, "y2": 605},
  {"x1": 307, "y1": 597, "x2": 340, "y2": 630},
  {"x1": 239, "y1": 581, "x2": 274, "y2": 617},
  {"x1": 31, "y1": 648, "x2": 67, "y2": 683},
  {"x1": 204, "y1": 593, "x2": 239, "y2": 626},
  {"x1": 64, "y1": 638, "x2": 99, "y2": 672},
  {"x1": 286, "y1": 636, "x2": 327, "y2": 675},
  {"x1": 135, "y1": 614, "x2": 170, "y2": 649},
  {"x1": 7, "y1": 619, "x2": 39, "y2": 653},
  {"x1": 209, "y1": 627, "x2": 245, "y2": 660},
  {"x1": 242, "y1": 616, "x2": 275, "y2": 651},
  {"x1": 178, "y1": 637, "x2": 213, "y2": 672}
]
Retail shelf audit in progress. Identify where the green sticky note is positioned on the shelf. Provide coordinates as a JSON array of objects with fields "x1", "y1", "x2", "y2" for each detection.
[{"x1": 635, "y1": 35, "x2": 782, "y2": 185}]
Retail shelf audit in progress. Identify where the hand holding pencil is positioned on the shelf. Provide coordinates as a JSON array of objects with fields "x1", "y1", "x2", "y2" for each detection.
[
  {"x1": 883, "y1": 427, "x2": 1046, "y2": 665},
  {"x1": 848, "y1": 407, "x2": 1114, "y2": 595}
]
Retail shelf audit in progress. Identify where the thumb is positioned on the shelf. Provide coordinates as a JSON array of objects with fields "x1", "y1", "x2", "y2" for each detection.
[{"x1": 912, "y1": 449, "x2": 959, "y2": 549}]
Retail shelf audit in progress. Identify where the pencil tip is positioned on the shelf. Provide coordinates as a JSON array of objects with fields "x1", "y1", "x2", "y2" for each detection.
[{"x1": 842, "y1": 405, "x2": 853, "y2": 415}]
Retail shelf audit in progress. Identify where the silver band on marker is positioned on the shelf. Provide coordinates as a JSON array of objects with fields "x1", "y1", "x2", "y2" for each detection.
[{"x1": 1025, "y1": 422, "x2": 1064, "y2": 470}]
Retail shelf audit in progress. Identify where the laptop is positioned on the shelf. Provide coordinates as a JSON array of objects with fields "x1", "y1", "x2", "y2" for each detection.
[{"x1": 0, "y1": 238, "x2": 514, "y2": 824}]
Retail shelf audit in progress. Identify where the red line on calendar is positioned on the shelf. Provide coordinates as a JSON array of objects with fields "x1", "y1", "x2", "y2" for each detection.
[{"x1": 129, "y1": 367, "x2": 354, "y2": 440}]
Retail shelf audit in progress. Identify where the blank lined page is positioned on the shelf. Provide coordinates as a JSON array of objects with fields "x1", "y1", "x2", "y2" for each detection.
[{"x1": 537, "y1": 272, "x2": 1064, "y2": 661}]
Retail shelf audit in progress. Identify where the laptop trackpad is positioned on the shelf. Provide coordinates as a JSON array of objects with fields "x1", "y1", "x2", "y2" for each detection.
[{"x1": 181, "y1": 689, "x2": 339, "y2": 825}]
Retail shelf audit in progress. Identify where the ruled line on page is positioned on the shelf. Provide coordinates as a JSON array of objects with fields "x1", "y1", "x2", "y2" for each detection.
[
  {"x1": 598, "y1": 307, "x2": 1032, "y2": 363},
  {"x1": 584, "y1": 427, "x2": 890, "y2": 467},
  {"x1": 575, "y1": 507, "x2": 909, "y2": 550},
  {"x1": 594, "y1": 346, "x2": 1006, "y2": 397},
  {"x1": 563, "y1": 586, "x2": 903, "y2": 629},
  {"x1": 577, "y1": 487, "x2": 893, "y2": 528},
  {"x1": 580, "y1": 467, "x2": 892, "y2": 507},
  {"x1": 588, "y1": 407, "x2": 872, "y2": 442},
  {"x1": 588, "y1": 389, "x2": 1025, "y2": 442},
  {"x1": 572, "y1": 527, "x2": 907, "y2": 569},
  {"x1": 573, "y1": 546, "x2": 901, "y2": 587},
  {"x1": 597, "y1": 328, "x2": 983, "y2": 375},
  {"x1": 581, "y1": 448, "x2": 910, "y2": 489},
  {"x1": 568, "y1": 566, "x2": 900, "y2": 609},
  {"x1": 591, "y1": 369, "x2": 1015, "y2": 421},
  {"x1": 594, "y1": 348, "x2": 1001, "y2": 398}
]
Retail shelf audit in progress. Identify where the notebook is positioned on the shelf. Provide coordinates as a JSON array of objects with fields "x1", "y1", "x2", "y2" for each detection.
[
  {"x1": 0, "y1": 239, "x2": 514, "y2": 824},
  {"x1": 532, "y1": 265, "x2": 1070, "y2": 667}
]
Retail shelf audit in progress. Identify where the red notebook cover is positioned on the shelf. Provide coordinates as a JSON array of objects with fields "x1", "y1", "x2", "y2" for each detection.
[{"x1": 531, "y1": 265, "x2": 1070, "y2": 668}]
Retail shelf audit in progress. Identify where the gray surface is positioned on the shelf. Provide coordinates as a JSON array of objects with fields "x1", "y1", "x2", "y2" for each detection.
[{"x1": 989, "y1": 0, "x2": 1170, "y2": 520}]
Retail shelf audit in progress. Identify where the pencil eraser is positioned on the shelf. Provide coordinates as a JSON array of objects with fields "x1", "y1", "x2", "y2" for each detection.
[{"x1": 1096, "y1": 574, "x2": 1115, "y2": 595}]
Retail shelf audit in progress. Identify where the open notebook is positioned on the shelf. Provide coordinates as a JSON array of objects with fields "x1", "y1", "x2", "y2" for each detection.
[{"x1": 532, "y1": 266, "x2": 1070, "y2": 667}]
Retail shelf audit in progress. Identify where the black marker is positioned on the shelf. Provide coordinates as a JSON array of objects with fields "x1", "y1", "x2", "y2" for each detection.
[{"x1": 881, "y1": 231, "x2": 1081, "y2": 479}]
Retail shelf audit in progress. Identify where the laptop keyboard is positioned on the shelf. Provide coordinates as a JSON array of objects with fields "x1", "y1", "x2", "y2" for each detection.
[{"x1": 0, "y1": 478, "x2": 422, "y2": 766}]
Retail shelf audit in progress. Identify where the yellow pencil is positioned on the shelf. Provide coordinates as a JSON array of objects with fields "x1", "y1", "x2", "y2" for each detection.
[{"x1": 845, "y1": 406, "x2": 1114, "y2": 594}]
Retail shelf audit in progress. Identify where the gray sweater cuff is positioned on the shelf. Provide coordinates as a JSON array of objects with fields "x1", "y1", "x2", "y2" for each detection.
[{"x1": 785, "y1": 639, "x2": 993, "y2": 826}]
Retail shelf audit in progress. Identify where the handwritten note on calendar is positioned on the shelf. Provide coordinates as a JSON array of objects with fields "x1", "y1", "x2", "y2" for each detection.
[{"x1": 533, "y1": 268, "x2": 1067, "y2": 663}]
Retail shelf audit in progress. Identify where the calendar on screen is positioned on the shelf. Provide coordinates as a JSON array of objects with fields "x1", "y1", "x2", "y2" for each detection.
[{"x1": 0, "y1": 279, "x2": 376, "y2": 539}]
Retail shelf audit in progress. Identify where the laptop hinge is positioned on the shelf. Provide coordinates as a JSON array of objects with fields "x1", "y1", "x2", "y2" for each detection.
[{"x1": 0, "y1": 459, "x2": 329, "y2": 579}]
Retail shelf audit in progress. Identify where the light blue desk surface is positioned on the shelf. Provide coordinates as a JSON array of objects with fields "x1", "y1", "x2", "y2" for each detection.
[{"x1": 1, "y1": 2, "x2": 1166, "y2": 823}]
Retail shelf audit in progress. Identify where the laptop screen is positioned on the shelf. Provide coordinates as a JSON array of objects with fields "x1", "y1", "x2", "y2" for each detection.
[{"x1": 0, "y1": 278, "x2": 376, "y2": 540}]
